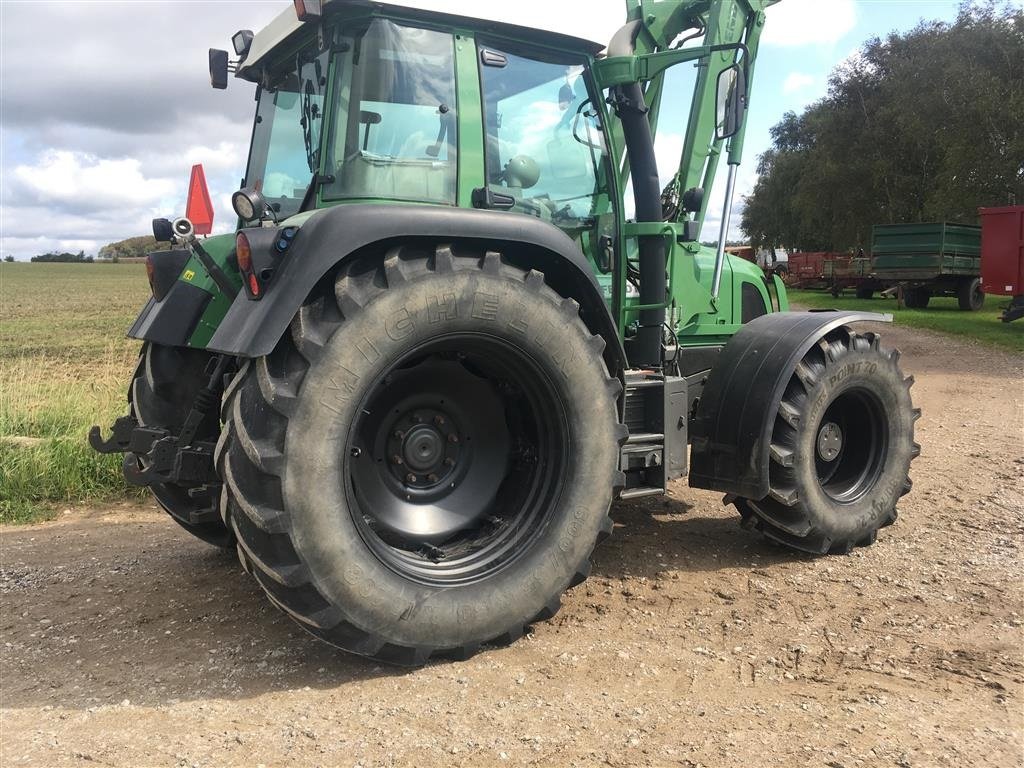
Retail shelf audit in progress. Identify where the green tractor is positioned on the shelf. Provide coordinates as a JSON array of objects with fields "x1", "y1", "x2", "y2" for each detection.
[{"x1": 91, "y1": 0, "x2": 919, "y2": 664}]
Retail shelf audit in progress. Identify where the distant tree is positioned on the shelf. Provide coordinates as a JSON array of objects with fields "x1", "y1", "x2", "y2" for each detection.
[
  {"x1": 742, "y1": 1, "x2": 1024, "y2": 251},
  {"x1": 3, "y1": 255, "x2": 13, "y2": 263},
  {"x1": 98, "y1": 235, "x2": 158, "y2": 261}
]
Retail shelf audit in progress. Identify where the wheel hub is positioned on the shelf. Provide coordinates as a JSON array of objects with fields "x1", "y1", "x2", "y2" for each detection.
[
  {"x1": 349, "y1": 358, "x2": 510, "y2": 543},
  {"x1": 817, "y1": 421, "x2": 843, "y2": 462},
  {"x1": 386, "y1": 408, "x2": 462, "y2": 488}
]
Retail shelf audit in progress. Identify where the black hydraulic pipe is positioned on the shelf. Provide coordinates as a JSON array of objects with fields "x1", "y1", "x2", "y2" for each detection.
[{"x1": 609, "y1": 21, "x2": 666, "y2": 369}]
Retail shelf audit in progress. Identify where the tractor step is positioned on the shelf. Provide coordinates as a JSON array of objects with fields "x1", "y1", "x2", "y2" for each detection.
[
  {"x1": 618, "y1": 372, "x2": 688, "y2": 500},
  {"x1": 618, "y1": 486, "x2": 663, "y2": 500}
]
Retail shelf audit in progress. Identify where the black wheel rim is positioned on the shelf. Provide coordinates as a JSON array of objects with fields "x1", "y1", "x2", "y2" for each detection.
[
  {"x1": 345, "y1": 333, "x2": 568, "y2": 586},
  {"x1": 813, "y1": 387, "x2": 888, "y2": 503}
]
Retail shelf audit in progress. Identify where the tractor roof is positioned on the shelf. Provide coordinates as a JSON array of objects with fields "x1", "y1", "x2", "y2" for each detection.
[{"x1": 239, "y1": 0, "x2": 611, "y2": 80}]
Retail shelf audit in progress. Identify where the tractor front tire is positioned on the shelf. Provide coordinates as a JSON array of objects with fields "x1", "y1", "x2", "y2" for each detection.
[
  {"x1": 734, "y1": 326, "x2": 919, "y2": 554},
  {"x1": 958, "y1": 277, "x2": 984, "y2": 312},
  {"x1": 130, "y1": 343, "x2": 233, "y2": 548},
  {"x1": 218, "y1": 244, "x2": 622, "y2": 664}
]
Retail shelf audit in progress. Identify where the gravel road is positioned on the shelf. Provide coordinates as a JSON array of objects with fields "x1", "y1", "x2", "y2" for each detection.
[{"x1": 2, "y1": 321, "x2": 1022, "y2": 767}]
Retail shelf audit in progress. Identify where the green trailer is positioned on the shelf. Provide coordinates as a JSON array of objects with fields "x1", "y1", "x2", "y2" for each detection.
[{"x1": 870, "y1": 222, "x2": 984, "y2": 310}]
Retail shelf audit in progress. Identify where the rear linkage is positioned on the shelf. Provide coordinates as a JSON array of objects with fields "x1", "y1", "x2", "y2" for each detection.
[{"x1": 89, "y1": 355, "x2": 231, "y2": 490}]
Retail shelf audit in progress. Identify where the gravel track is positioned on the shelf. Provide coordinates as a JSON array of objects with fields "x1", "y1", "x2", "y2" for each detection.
[{"x1": 2, "y1": 321, "x2": 1021, "y2": 767}]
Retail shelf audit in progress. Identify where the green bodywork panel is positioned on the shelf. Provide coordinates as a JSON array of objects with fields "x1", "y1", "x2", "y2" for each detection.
[
  {"x1": 871, "y1": 222, "x2": 982, "y2": 279},
  {"x1": 172, "y1": 0, "x2": 786, "y2": 359},
  {"x1": 177, "y1": 234, "x2": 243, "y2": 348}
]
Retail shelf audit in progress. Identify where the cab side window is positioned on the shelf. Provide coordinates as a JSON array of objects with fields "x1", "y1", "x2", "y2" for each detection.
[{"x1": 479, "y1": 44, "x2": 609, "y2": 228}]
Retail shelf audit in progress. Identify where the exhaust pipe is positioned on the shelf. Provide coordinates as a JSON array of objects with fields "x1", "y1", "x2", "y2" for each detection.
[{"x1": 609, "y1": 21, "x2": 666, "y2": 369}]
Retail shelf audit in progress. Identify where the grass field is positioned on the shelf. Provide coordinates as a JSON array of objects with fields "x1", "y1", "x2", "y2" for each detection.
[
  {"x1": 1, "y1": 263, "x2": 1020, "y2": 523},
  {"x1": 788, "y1": 289, "x2": 1024, "y2": 352},
  {"x1": 0, "y1": 262, "x2": 150, "y2": 522}
]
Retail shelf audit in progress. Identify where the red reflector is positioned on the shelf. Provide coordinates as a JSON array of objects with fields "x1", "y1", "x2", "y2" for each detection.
[
  {"x1": 293, "y1": 0, "x2": 322, "y2": 21},
  {"x1": 248, "y1": 272, "x2": 261, "y2": 297},
  {"x1": 236, "y1": 232, "x2": 252, "y2": 273},
  {"x1": 185, "y1": 164, "x2": 215, "y2": 235}
]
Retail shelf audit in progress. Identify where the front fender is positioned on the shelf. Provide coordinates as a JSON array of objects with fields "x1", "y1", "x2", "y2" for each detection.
[
  {"x1": 688, "y1": 310, "x2": 892, "y2": 500},
  {"x1": 206, "y1": 204, "x2": 627, "y2": 375}
]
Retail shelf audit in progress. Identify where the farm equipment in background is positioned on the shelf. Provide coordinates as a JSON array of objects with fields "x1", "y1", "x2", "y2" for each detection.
[
  {"x1": 725, "y1": 244, "x2": 789, "y2": 278},
  {"x1": 90, "y1": 0, "x2": 919, "y2": 664},
  {"x1": 825, "y1": 254, "x2": 873, "y2": 298},
  {"x1": 784, "y1": 251, "x2": 836, "y2": 288},
  {"x1": 980, "y1": 205, "x2": 1024, "y2": 322},
  {"x1": 868, "y1": 222, "x2": 984, "y2": 310}
]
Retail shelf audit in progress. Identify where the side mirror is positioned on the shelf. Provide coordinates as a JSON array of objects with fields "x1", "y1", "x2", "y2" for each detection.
[
  {"x1": 715, "y1": 64, "x2": 747, "y2": 141},
  {"x1": 209, "y1": 49, "x2": 229, "y2": 90}
]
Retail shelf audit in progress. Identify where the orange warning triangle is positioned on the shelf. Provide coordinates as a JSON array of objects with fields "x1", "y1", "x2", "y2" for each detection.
[{"x1": 185, "y1": 164, "x2": 215, "y2": 236}]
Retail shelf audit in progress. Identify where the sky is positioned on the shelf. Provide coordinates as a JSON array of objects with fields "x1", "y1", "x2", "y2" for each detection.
[{"x1": 0, "y1": 0, "x2": 1008, "y2": 260}]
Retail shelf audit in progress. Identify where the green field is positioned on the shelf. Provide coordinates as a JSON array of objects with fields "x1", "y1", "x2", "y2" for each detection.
[
  {"x1": 788, "y1": 289, "x2": 1023, "y2": 352},
  {"x1": 0, "y1": 263, "x2": 151, "y2": 522},
  {"x1": 1, "y1": 263, "x2": 1020, "y2": 523}
]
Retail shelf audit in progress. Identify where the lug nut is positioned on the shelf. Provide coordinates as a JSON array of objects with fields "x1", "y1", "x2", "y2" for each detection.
[
  {"x1": 448, "y1": 434, "x2": 459, "y2": 444},
  {"x1": 393, "y1": 430, "x2": 405, "y2": 440},
  {"x1": 427, "y1": 473, "x2": 439, "y2": 483},
  {"x1": 434, "y1": 415, "x2": 445, "y2": 427},
  {"x1": 391, "y1": 454, "x2": 403, "y2": 465},
  {"x1": 406, "y1": 473, "x2": 418, "y2": 484},
  {"x1": 444, "y1": 457, "x2": 455, "y2": 467}
]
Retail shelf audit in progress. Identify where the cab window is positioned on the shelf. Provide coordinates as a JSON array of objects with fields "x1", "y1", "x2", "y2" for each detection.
[
  {"x1": 322, "y1": 20, "x2": 457, "y2": 205},
  {"x1": 478, "y1": 43, "x2": 610, "y2": 228}
]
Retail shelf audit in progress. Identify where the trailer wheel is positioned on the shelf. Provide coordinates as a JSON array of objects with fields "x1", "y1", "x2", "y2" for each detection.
[
  {"x1": 218, "y1": 244, "x2": 622, "y2": 664},
  {"x1": 957, "y1": 277, "x2": 984, "y2": 312},
  {"x1": 734, "y1": 327, "x2": 919, "y2": 555},
  {"x1": 904, "y1": 287, "x2": 930, "y2": 309},
  {"x1": 855, "y1": 286, "x2": 874, "y2": 300},
  {"x1": 130, "y1": 343, "x2": 233, "y2": 548}
]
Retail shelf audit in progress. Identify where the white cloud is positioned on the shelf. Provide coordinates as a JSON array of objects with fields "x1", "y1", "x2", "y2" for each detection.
[
  {"x1": 783, "y1": 72, "x2": 816, "y2": 94},
  {"x1": 9, "y1": 151, "x2": 176, "y2": 211},
  {"x1": 763, "y1": 0, "x2": 857, "y2": 47}
]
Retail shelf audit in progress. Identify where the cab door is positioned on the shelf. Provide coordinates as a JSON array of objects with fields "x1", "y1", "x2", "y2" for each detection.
[{"x1": 475, "y1": 41, "x2": 617, "y2": 281}]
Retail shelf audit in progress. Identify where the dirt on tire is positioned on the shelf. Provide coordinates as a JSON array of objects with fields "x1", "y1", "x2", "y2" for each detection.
[{"x1": 2, "y1": 320, "x2": 1022, "y2": 767}]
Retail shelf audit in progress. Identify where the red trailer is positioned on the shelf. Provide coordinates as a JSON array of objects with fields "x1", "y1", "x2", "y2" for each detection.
[
  {"x1": 980, "y1": 205, "x2": 1024, "y2": 322},
  {"x1": 785, "y1": 251, "x2": 830, "y2": 287}
]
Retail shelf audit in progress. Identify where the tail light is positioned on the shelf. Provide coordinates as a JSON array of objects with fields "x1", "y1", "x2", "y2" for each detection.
[{"x1": 236, "y1": 232, "x2": 252, "y2": 273}]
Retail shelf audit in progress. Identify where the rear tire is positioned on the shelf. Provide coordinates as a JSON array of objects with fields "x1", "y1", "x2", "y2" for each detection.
[
  {"x1": 957, "y1": 277, "x2": 984, "y2": 311},
  {"x1": 733, "y1": 326, "x2": 919, "y2": 554},
  {"x1": 218, "y1": 244, "x2": 622, "y2": 664},
  {"x1": 131, "y1": 343, "x2": 233, "y2": 548}
]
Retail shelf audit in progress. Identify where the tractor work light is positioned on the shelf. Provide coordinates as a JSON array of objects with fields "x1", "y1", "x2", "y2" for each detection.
[
  {"x1": 232, "y1": 187, "x2": 269, "y2": 223},
  {"x1": 293, "y1": 0, "x2": 322, "y2": 22},
  {"x1": 152, "y1": 218, "x2": 174, "y2": 243},
  {"x1": 232, "y1": 29, "x2": 254, "y2": 58}
]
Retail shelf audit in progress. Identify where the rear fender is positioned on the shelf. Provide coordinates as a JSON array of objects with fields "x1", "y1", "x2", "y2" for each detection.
[
  {"x1": 688, "y1": 310, "x2": 892, "y2": 499},
  {"x1": 207, "y1": 204, "x2": 628, "y2": 377}
]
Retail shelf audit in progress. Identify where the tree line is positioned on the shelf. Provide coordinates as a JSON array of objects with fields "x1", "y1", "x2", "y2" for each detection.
[
  {"x1": 30, "y1": 251, "x2": 94, "y2": 263},
  {"x1": 742, "y1": 1, "x2": 1023, "y2": 252}
]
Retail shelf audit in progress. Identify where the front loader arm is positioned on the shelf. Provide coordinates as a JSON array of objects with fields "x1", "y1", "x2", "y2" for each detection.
[{"x1": 603, "y1": 0, "x2": 778, "y2": 227}]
